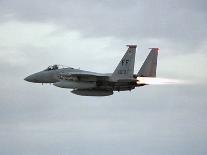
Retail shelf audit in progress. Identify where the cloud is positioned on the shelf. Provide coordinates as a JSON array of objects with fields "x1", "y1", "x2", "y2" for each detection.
[{"x1": 0, "y1": 0, "x2": 206, "y2": 48}]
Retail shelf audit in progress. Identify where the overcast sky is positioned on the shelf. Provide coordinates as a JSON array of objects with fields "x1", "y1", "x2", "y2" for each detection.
[{"x1": 0, "y1": 0, "x2": 207, "y2": 155}]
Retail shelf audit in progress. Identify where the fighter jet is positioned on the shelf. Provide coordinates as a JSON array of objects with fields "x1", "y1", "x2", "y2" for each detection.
[{"x1": 24, "y1": 45, "x2": 159, "y2": 96}]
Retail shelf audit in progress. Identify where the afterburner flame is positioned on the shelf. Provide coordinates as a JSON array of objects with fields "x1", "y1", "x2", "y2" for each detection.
[{"x1": 136, "y1": 77, "x2": 185, "y2": 85}]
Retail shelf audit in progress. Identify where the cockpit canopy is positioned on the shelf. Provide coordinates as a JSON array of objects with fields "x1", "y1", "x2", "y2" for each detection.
[{"x1": 44, "y1": 65, "x2": 73, "y2": 71}]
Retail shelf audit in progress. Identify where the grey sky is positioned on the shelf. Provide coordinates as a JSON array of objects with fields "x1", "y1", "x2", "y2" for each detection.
[
  {"x1": 0, "y1": 0, "x2": 207, "y2": 155},
  {"x1": 1, "y1": 0, "x2": 207, "y2": 45}
]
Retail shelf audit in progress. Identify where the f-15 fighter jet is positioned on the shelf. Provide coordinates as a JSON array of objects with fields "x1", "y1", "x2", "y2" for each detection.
[{"x1": 25, "y1": 45, "x2": 159, "y2": 96}]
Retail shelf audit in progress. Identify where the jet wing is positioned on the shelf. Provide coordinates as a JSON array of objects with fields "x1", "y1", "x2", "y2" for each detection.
[{"x1": 58, "y1": 71, "x2": 110, "y2": 82}]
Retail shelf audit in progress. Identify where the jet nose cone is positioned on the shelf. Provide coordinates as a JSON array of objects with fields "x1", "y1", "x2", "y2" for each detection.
[
  {"x1": 24, "y1": 75, "x2": 34, "y2": 82},
  {"x1": 24, "y1": 71, "x2": 59, "y2": 83}
]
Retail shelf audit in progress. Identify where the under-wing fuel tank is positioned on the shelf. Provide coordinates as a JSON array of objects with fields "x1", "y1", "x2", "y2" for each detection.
[{"x1": 71, "y1": 89, "x2": 113, "y2": 96}]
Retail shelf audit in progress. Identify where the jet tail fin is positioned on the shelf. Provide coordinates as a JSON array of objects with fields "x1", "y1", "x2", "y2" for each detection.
[
  {"x1": 112, "y1": 45, "x2": 137, "y2": 81},
  {"x1": 137, "y1": 48, "x2": 159, "y2": 77}
]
